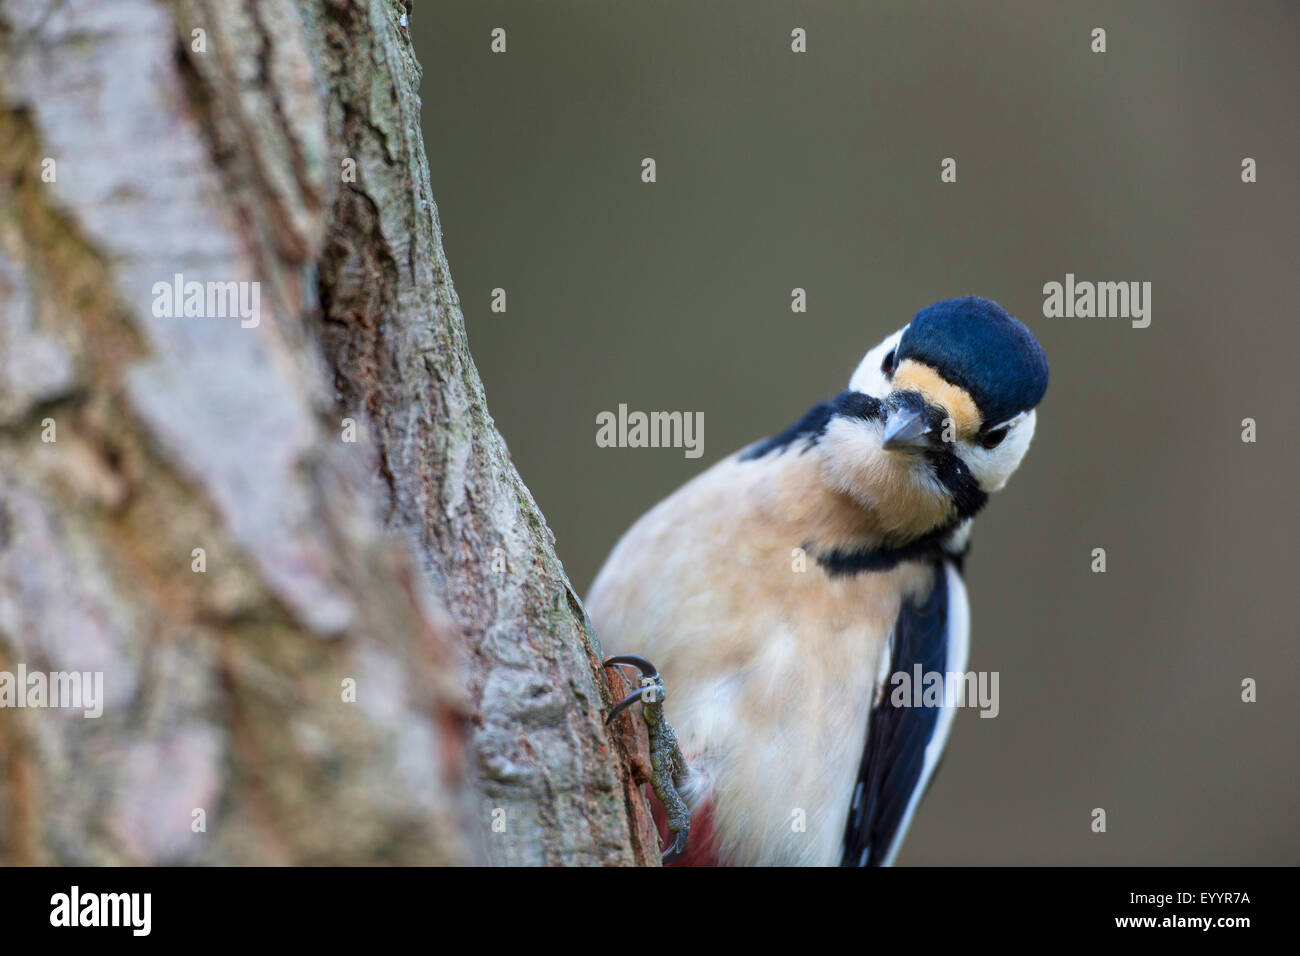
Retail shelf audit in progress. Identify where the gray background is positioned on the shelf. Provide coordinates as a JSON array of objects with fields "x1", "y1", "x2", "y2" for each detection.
[{"x1": 414, "y1": 1, "x2": 1299, "y2": 864}]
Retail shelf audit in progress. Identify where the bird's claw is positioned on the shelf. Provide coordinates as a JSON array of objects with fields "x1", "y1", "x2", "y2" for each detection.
[
  {"x1": 660, "y1": 827, "x2": 689, "y2": 864},
  {"x1": 603, "y1": 654, "x2": 692, "y2": 864},
  {"x1": 604, "y1": 654, "x2": 661, "y2": 725}
]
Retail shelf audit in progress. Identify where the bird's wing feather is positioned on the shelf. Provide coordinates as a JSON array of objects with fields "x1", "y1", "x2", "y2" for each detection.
[{"x1": 839, "y1": 560, "x2": 969, "y2": 866}]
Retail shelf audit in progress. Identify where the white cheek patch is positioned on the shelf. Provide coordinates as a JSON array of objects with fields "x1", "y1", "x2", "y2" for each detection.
[
  {"x1": 960, "y1": 409, "x2": 1037, "y2": 492},
  {"x1": 848, "y1": 326, "x2": 907, "y2": 398}
]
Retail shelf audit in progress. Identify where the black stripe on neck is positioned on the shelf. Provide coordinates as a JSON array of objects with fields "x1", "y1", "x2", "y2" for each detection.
[
  {"x1": 813, "y1": 523, "x2": 961, "y2": 577},
  {"x1": 931, "y1": 451, "x2": 988, "y2": 521}
]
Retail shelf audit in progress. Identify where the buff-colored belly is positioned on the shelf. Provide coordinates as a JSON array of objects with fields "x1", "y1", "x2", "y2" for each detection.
[{"x1": 588, "y1": 455, "x2": 936, "y2": 864}]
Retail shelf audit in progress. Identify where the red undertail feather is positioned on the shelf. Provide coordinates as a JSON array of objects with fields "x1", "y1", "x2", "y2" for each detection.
[{"x1": 648, "y1": 781, "x2": 719, "y2": 867}]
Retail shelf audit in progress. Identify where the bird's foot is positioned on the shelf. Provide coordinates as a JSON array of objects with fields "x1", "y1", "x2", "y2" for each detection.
[{"x1": 603, "y1": 654, "x2": 692, "y2": 863}]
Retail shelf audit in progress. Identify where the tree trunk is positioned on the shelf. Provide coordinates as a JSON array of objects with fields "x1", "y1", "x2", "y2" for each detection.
[{"x1": 0, "y1": 0, "x2": 656, "y2": 866}]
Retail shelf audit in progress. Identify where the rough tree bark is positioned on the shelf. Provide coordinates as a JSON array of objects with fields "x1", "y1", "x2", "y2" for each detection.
[{"x1": 0, "y1": 0, "x2": 657, "y2": 866}]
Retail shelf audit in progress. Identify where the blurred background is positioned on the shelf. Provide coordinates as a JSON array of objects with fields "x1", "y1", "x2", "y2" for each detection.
[{"x1": 414, "y1": 1, "x2": 1299, "y2": 864}]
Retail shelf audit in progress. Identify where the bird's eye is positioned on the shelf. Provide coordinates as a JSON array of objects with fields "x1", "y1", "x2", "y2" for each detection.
[
  {"x1": 979, "y1": 427, "x2": 1009, "y2": 449},
  {"x1": 881, "y1": 349, "x2": 897, "y2": 376}
]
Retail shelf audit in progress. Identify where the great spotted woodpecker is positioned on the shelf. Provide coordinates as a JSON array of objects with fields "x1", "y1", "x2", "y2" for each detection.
[{"x1": 590, "y1": 296, "x2": 1049, "y2": 866}]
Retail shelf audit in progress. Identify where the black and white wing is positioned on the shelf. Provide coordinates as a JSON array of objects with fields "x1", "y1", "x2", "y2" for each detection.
[{"x1": 839, "y1": 559, "x2": 970, "y2": 866}]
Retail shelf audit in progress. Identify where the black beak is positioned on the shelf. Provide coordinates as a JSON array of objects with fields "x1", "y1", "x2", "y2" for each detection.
[{"x1": 881, "y1": 392, "x2": 941, "y2": 453}]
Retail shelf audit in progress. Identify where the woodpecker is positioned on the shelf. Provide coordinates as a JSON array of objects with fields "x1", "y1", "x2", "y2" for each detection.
[{"x1": 588, "y1": 296, "x2": 1048, "y2": 866}]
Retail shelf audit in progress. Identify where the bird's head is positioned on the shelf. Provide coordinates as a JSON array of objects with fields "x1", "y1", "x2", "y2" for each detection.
[{"x1": 824, "y1": 296, "x2": 1049, "y2": 536}]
